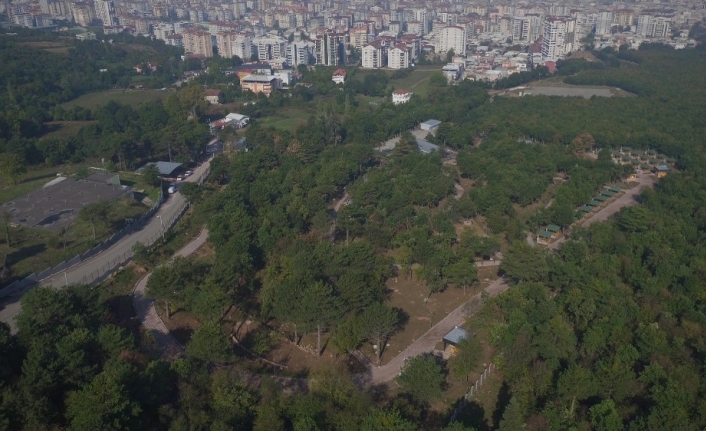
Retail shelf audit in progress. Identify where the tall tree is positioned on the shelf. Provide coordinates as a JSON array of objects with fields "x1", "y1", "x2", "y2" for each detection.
[
  {"x1": 78, "y1": 200, "x2": 111, "y2": 240},
  {"x1": 450, "y1": 338, "x2": 482, "y2": 388},
  {"x1": 360, "y1": 303, "x2": 401, "y2": 366},
  {"x1": 397, "y1": 354, "x2": 446, "y2": 404},
  {"x1": 445, "y1": 260, "x2": 477, "y2": 295},
  {"x1": 300, "y1": 281, "x2": 341, "y2": 356}
]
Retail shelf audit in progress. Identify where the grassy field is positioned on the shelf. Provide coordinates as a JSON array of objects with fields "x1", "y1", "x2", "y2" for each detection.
[
  {"x1": 257, "y1": 104, "x2": 317, "y2": 132},
  {"x1": 389, "y1": 67, "x2": 439, "y2": 97},
  {"x1": 354, "y1": 65, "x2": 440, "y2": 98},
  {"x1": 40, "y1": 121, "x2": 97, "y2": 141},
  {"x1": 61, "y1": 89, "x2": 170, "y2": 111}
]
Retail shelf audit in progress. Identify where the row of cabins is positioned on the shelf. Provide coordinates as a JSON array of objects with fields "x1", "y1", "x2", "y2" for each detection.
[
  {"x1": 536, "y1": 186, "x2": 623, "y2": 244},
  {"x1": 611, "y1": 147, "x2": 675, "y2": 177}
]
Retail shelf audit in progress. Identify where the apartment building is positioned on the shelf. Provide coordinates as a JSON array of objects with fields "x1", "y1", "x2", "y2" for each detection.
[
  {"x1": 637, "y1": 14, "x2": 671, "y2": 38},
  {"x1": 183, "y1": 29, "x2": 214, "y2": 57},
  {"x1": 541, "y1": 16, "x2": 576, "y2": 60},
  {"x1": 94, "y1": 0, "x2": 115, "y2": 26},
  {"x1": 388, "y1": 44, "x2": 409, "y2": 69},
  {"x1": 361, "y1": 42, "x2": 384, "y2": 68},
  {"x1": 438, "y1": 26, "x2": 466, "y2": 56}
]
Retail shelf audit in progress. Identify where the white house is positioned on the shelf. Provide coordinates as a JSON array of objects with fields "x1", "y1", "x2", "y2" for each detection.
[
  {"x1": 332, "y1": 68, "x2": 346, "y2": 84},
  {"x1": 392, "y1": 89, "x2": 412, "y2": 105}
]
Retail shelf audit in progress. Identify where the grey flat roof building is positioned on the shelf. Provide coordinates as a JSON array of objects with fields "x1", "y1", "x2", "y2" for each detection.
[
  {"x1": 136, "y1": 161, "x2": 183, "y2": 176},
  {"x1": 3, "y1": 178, "x2": 133, "y2": 232}
]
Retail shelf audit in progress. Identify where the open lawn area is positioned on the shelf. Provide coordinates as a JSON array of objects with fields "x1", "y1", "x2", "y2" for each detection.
[
  {"x1": 389, "y1": 67, "x2": 439, "y2": 97},
  {"x1": 61, "y1": 89, "x2": 170, "y2": 111},
  {"x1": 256, "y1": 105, "x2": 316, "y2": 132},
  {"x1": 357, "y1": 268, "x2": 499, "y2": 366},
  {"x1": 40, "y1": 121, "x2": 97, "y2": 141}
]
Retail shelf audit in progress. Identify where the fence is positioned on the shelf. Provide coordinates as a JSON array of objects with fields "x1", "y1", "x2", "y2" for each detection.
[
  {"x1": 448, "y1": 362, "x2": 496, "y2": 425},
  {"x1": 1, "y1": 160, "x2": 210, "y2": 297}
]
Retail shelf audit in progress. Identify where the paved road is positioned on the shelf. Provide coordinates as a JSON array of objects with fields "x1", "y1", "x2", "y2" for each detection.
[
  {"x1": 354, "y1": 277, "x2": 509, "y2": 386},
  {"x1": 133, "y1": 228, "x2": 209, "y2": 359},
  {"x1": 549, "y1": 173, "x2": 656, "y2": 251},
  {"x1": 0, "y1": 156, "x2": 214, "y2": 333}
]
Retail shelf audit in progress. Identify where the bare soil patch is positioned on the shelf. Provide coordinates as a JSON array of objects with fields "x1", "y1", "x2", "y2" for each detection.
[{"x1": 357, "y1": 275, "x2": 490, "y2": 366}]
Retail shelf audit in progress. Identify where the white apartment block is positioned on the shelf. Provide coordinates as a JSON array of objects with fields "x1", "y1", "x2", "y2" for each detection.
[
  {"x1": 407, "y1": 20, "x2": 423, "y2": 36},
  {"x1": 541, "y1": 16, "x2": 576, "y2": 61},
  {"x1": 94, "y1": 0, "x2": 115, "y2": 26},
  {"x1": 254, "y1": 36, "x2": 286, "y2": 61},
  {"x1": 595, "y1": 11, "x2": 613, "y2": 36},
  {"x1": 438, "y1": 26, "x2": 466, "y2": 56},
  {"x1": 361, "y1": 43, "x2": 384, "y2": 68},
  {"x1": 233, "y1": 34, "x2": 252, "y2": 60},
  {"x1": 153, "y1": 23, "x2": 175, "y2": 41},
  {"x1": 216, "y1": 32, "x2": 238, "y2": 58},
  {"x1": 512, "y1": 16, "x2": 531, "y2": 42},
  {"x1": 287, "y1": 42, "x2": 312, "y2": 66},
  {"x1": 392, "y1": 89, "x2": 412, "y2": 105},
  {"x1": 388, "y1": 45, "x2": 409, "y2": 69},
  {"x1": 637, "y1": 15, "x2": 671, "y2": 38}
]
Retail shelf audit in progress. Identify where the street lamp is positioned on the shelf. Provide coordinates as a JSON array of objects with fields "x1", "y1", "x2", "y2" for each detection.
[{"x1": 157, "y1": 215, "x2": 165, "y2": 241}]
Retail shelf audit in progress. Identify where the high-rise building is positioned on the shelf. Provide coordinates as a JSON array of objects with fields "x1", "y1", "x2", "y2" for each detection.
[
  {"x1": 315, "y1": 32, "x2": 345, "y2": 66},
  {"x1": 637, "y1": 14, "x2": 671, "y2": 38},
  {"x1": 287, "y1": 42, "x2": 312, "y2": 66},
  {"x1": 182, "y1": 29, "x2": 214, "y2": 57},
  {"x1": 233, "y1": 34, "x2": 253, "y2": 60},
  {"x1": 595, "y1": 11, "x2": 613, "y2": 35},
  {"x1": 388, "y1": 44, "x2": 409, "y2": 69},
  {"x1": 438, "y1": 26, "x2": 466, "y2": 57},
  {"x1": 216, "y1": 32, "x2": 238, "y2": 58},
  {"x1": 361, "y1": 42, "x2": 384, "y2": 68},
  {"x1": 349, "y1": 26, "x2": 368, "y2": 49},
  {"x1": 541, "y1": 16, "x2": 576, "y2": 60},
  {"x1": 253, "y1": 36, "x2": 286, "y2": 61},
  {"x1": 94, "y1": 0, "x2": 115, "y2": 26},
  {"x1": 512, "y1": 16, "x2": 531, "y2": 42}
]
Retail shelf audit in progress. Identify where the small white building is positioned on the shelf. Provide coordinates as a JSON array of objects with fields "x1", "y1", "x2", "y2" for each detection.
[
  {"x1": 420, "y1": 119, "x2": 441, "y2": 132},
  {"x1": 392, "y1": 89, "x2": 412, "y2": 105},
  {"x1": 225, "y1": 113, "x2": 249, "y2": 128}
]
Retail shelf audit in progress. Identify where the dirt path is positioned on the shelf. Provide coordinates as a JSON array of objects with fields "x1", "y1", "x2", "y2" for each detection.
[
  {"x1": 354, "y1": 277, "x2": 509, "y2": 386},
  {"x1": 132, "y1": 228, "x2": 209, "y2": 359}
]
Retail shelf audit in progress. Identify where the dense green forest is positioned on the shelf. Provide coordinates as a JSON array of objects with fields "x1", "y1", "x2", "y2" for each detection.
[{"x1": 2, "y1": 38, "x2": 706, "y2": 430}]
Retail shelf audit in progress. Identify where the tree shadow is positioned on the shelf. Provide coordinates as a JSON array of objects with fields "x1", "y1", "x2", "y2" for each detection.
[
  {"x1": 456, "y1": 401, "x2": 490, "y2": 431},
  {"x1": 7, "y1": 243, "x2": 46, "y2": 266},
  {"x1": 491, "y1": 381, "x2": 512, "y2": 429},
  {"x1": 170, "y1": 327, "x2": 194, "y2": 345}
]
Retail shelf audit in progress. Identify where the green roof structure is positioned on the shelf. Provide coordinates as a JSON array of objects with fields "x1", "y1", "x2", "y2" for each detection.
[
  {"x1": 579, "y1": 205, "x2": 593, "y2": 212},
  {"x1": 609, "y1": 186, "x2": 622, "y2": 192},
  {"x1": 602, "y1": 190, "x2": 616, "y2": 197},
  {"x1": 546, "y1": 224, "x2": 561, "y2": 232},
  {"x1": 594, "y1": 195, "x2": 609, "y2": 202},
  {"x1": 588, "y1": 200, "x2": 602, "y2": 206},
  {"x1": 538, "y1": 230, "x2": 553, "y2": 239}
]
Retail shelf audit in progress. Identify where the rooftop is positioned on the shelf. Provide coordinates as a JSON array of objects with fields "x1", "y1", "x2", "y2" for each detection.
[
  {"x1": 136, "y1": 161, "x2": 183, "y2": 176},
  {"x1": 443, "y1": 326, "x2": 469, "y2": 346},
  {"x1": 3, "y1": 178, "x2": 132, "y2": 232},
  {"x1": 421, "y1": 119, "x2": 442, "y2": 128},
  {"x1": 242, "y1": 74, "x2": 277, "y2": 83}
]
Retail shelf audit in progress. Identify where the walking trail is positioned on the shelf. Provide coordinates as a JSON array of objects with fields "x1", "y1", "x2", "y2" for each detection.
[{"x1": 132, "y1": 228, "x2": 209, "y2": 359}]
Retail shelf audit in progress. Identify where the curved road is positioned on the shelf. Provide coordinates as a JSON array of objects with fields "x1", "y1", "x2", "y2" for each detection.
[{"x1": 0, "y1": 155, "x2": 214, "y2": 333}]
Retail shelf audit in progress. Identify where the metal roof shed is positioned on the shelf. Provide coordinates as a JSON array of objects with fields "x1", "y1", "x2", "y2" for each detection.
[
  {"x1": 546, "y1": 224, "x2": 561, "y2": 233},
  {"x1": 137, "y1": 161, "x2": 183, "y2": 176},
  {"x1": 420, "y1": 119, "x2": 441, "y2": 131},
  {"x1": 443, "y1": 327, "x2": 469, "y2": 347}
]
